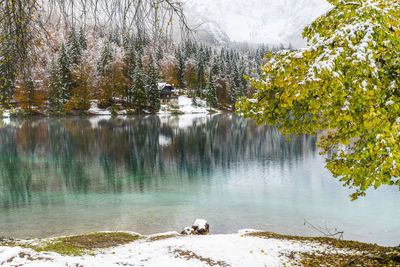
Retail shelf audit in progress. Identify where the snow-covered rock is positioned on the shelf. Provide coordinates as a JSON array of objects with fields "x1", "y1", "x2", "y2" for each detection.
[
  {"x1": 192, "y1": 219, "x2": 210, "y2": 235},
  {"x1": 181, "y1": 227, "x2": 195, "y2": 235},
  {"x1": 182, "y1": 219, "x2": 210, "y2": 235}
]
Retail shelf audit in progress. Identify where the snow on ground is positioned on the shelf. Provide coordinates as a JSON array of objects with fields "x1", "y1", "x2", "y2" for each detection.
[
  {"x1": 177, "y1": 95, "x2": 208, "y2": 114},
  {"x1": 88, "y1": 100, "x2": 112, "y2": 116},
  {"x1": 0, "y1": 231, "x2": 335, "y2": 267},
  {"x1": 88, "y1": 96, "x2": 217, "y2": 116},
  {"x1": 159, "y1": 95, "x2": 218, "y2": 115}
]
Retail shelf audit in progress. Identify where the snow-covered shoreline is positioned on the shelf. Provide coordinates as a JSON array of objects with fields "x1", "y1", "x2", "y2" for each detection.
[
  {"x1": 87, "y1": 95, "x2": 221, "y2": 116},
  {"x1": 0, "y1": 230, "x2": 342, "y2": 267},
  {"x1": 0, "y1": 96, "x2": 222, "y2": 120}
]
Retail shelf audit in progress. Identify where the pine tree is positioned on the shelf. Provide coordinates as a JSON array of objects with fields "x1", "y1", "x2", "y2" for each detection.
[
  {"x1": 58, "y1": 44, "x2": 73, "y2": 104},
  {"x1": 109, "y1": 28, "x2": 121, "y2": 47},
  {"x1": 123, "y1": 46, "x2": 136, "y2": 103},
  {"x1": 70, "y1": 63, "x2": 91, "y2": 112},
  {"x1": 122, "y1": 34, "x2": 133, "y2": 50},
  {"x1": 147, "y1": 56, "x2": 160, "y2": 112},
  {"x1": 229, "y1": 85, "x2": 237, "y2": 108},
  {"x1": 127, "y1": 46, "x2": 136, "y2": 80},
  {"x1": 205, "y1": 72, "x2": 218, "y2": 108},
  {"x1": 229, "y1": 64, "x2": 241, "y2": 107},
  {"x1": 67, "y1": 27, "x2": 81, "y2": 65},
  {"x1": 211, "y1": 59, "x2": 220, "y2": 76},
  {"x1": 156, "y1": 45, "x2": 163, "y2": 61},
  {"x1": 97, "y1": 42, "x2": 113, "y2": 76},
  {"x1": 238, "y1": 62, "x2": 247, "y2": 97},
  {"x1": 78, "y1": 27, "x2": 87, "y2": 50},
  {"x1": 191, "y1": 90, "x2": 197, "y2": 106},
  {"x1": 175, "y1": 47, "x2": 185, "y2": 89},
  {"x1": 196, "y1": 55, "x2": 205, "y2": 97},
  {"x1": 48, "y1": 59, "x2": 64, "y2": 114},
  {"x1": 130, "y1": 57, "x2": 147, "y2": 109}
]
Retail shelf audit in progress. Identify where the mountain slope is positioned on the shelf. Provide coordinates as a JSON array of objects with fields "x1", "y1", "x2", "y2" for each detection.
[{"x1": 185, "y1": 0, "x2": 333, "y2": 47}]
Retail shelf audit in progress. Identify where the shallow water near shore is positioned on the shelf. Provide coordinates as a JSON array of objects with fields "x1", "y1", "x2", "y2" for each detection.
[{"x1": 0, "y1": 115, "x2": 399, "y2": 246}]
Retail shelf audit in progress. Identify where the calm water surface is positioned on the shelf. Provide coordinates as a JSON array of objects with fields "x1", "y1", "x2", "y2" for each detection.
[{"x1": 0, "y1": 115, "x2": 399, "y2": 246}]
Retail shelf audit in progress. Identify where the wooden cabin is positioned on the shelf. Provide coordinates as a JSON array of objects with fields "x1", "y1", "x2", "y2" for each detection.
[{"x1": 158, "y1": 83, "x2": 178, "y2": 104}]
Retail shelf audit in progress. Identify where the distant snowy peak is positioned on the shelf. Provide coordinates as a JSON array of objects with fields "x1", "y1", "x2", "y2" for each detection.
[{"x1": 184, "y1": 0, "x2": 333, "y2": 47}]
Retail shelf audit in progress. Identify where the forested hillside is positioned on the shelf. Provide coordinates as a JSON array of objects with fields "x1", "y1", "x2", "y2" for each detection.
[{"x1": 0, "y1": 0, "x2": 282, "y2": 116}]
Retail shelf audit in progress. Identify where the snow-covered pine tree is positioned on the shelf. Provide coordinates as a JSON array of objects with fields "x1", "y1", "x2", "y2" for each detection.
[
  {"x1": 127, "y1": 46, "x2": 136, "y2": 80},
  {"x1": 175, "y1": 46, "x2": 185, "y2": 89},
  {"x1": 97, "y1": 42, "x2": 113, "y2": 77},
  {"x1": 205, "y1": 71, "x2": 218, "y2": 108},
  {"x1": 67, "y1": 27, "x2": 82, "y2": 65},
  {"x1": 229, "y1": 85, "x2": 237, "y2": 109},
  {"x1": 191, "y1": 89, "x2": 197, "y2": 106},
  {"x1": 147, "y1": 55, "x2": 160, "y2": 112},
  {"x1": 210, "y1": 59, "x2": 220, "y2": 76},
  {"x1": 48, "y1": 58, "x2": 64, "y2": 114},
  {"x1": 130, "y1": 57, "x2": 147, "y2": 109},
  {"x1": 229, "y1": 64, "x2": 241, "y2": 108},
  {"x1": 134, "y1": 31, "x2": 144, "y2": 55},
  {"x1": 156, "y1": 45, "x2": 163, "y2": 62},
  {"x1": 78, "y1": 27, "x2": 87, "y2": 51},
  {"x1": 58, "y1": 43, "x2": 73, "y2": 104},
  {"x1": 109, "y1": 28, "x2": 121, "y2": 47},
  {"x1": 238, "y1": 61, "x2": 248, "y2": 98},
  {"x1": 196, "y1": 53, "x2": 205, "y2": 97}
]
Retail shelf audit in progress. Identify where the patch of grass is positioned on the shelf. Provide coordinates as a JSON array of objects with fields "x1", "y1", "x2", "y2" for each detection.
[
  {"x1": 207, "y1": 109, "x2": 219, "y2": 114},
  {"x1": 0, "y1": 237, "x2": 17, "y2": 247},
  {"x1": 248, "y1": 232, "x2": 400, "y2": 266},
  {"x1": 298, "y1": 250, "x2": 400, "y2": 267},
  {"x1": 147, "y1": 234, "x2": 179, "y2": 242},
  {"x1": 29, "y1": 232, "x2": 142, "y2": 256},
  {"x1": 173, "y1": 249, "x2": 230, "y2": 267},
  {"x1": 31, "y1": 242, "x2": 85, "y2": 256},
  {"x1": 170, "y1": 110, "x2": 185, "y2": 115}
]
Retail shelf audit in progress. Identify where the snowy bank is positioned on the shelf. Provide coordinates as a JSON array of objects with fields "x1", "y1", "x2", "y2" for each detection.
[
  {"x1": 88, "y1": 100, "x2": 112, "y2": 116},
  {"x1": 0, "y1": 231, "x2": 330, "y2": 267},
  {"x1": 159, "y1": 95, "x2": 220, "y2": 115},
  {"x1": 87, "y1": 96, "x2": 220, "y2": 116},
  {"x1": 1, "y1": 229, "x2": 392, "y2": 267}
]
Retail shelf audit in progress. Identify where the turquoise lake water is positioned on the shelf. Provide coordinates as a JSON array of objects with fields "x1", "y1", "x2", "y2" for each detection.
[{"x1": 0, "y1": 115, "x2": 399, "y2": 246}]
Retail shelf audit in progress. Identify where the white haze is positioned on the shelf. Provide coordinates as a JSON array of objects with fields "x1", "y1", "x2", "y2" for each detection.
[{"x1": 184, "y1": 0, "x2": 333, "y2": 48}]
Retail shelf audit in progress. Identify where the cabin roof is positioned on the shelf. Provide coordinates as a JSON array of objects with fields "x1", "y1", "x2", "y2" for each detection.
[{"x1": 158, "y1": 82, "x2": 173, "y2": 91}]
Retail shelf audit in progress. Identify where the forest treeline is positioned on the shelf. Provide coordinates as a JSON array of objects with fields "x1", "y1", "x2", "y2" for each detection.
[{"x1": 0, "y1": 0, "x2": 283, "y2": 116}]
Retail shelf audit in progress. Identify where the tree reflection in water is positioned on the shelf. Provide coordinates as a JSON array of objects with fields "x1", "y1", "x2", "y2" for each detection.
[{"x1": 0, "y1": 115, "x2": 316, "y2": 209}]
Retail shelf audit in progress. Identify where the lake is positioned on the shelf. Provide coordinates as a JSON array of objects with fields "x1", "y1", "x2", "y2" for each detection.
[{"x1": 0, "y1": 115, "x2": 399, "y2": 246}]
